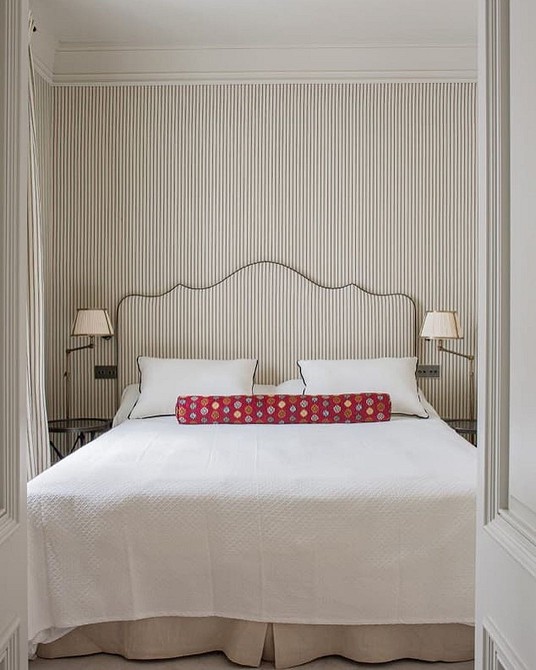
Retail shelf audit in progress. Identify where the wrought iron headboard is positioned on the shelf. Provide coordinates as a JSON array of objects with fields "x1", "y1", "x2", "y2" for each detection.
[{"x1": 115, "y1": 261, "x2": 417, "y2": 400}]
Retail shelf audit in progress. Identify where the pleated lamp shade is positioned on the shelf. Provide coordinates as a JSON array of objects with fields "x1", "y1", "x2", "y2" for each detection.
[
  {"x1": 71, "y1": 309, "x2": 114, "y2": 337},
  {"x1": 420, "y1": 310, "x2": 463, "y2": 340}
]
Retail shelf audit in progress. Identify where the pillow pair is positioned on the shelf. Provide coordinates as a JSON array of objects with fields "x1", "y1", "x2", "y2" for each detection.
[{"x1": 130, "y1": 355, "x2": 426, "y2": 420}]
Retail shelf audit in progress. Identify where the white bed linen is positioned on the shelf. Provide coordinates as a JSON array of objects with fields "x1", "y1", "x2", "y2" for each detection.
[{"x1": 28, "y1": 406, "x2": 476, "y2": 653}]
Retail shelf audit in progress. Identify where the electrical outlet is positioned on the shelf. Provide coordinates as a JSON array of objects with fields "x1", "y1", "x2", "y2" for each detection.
[
  {"x1": 94, "y1": 365, "x2": 117, "y2": 380},
  {"x1": 416, "y1": 364, "x2": 440, "y2": 379}
]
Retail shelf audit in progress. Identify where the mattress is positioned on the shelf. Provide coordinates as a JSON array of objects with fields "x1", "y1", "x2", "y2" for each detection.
[{"x1": 28, "y1": 406, "x2": 476, "y2": 654}]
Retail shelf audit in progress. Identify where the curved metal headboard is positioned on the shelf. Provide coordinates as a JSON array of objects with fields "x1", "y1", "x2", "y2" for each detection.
[{"x1": 115, "y1": 261, "x2": 417, "y2": 399}]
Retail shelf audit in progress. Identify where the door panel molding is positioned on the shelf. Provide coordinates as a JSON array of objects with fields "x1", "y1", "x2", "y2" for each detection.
[
  {"x1": 480, "y1": 0, "x2": 511, "y2": 528},
  {"x1": 0, "y1": 619, "x2": 20, "y2": 670},
  {"x1": 483, "y1": 619, "x2": 529, "y2": 670},
  {"x1": 478, "y1": 1, "x2": 536, "y2": 663},
  {"x1": 480, "y1": 0, "x2": 536, "y2": 551},
  {"x1": 485, "y1": 516, "x2": 536, "y2": 579}
]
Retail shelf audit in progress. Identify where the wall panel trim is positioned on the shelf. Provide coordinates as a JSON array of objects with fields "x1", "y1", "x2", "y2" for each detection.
[{"x1": 48, "y1": 43, "x2": 477, "y2": 85}]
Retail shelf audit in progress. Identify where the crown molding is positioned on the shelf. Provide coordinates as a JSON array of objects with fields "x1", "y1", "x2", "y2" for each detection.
[
  {"x1": 47, "y1": 43, "x2": 476, "y2": 85},
  {"x1": 30, "y1": 29, "x2": 57, "y2": 84},
  {"x1": 33, "y1": 57, "x2": 54, "y2": 85},
  {"x1": 55, "y1": 41, "x2": 477, "y2": 52}
]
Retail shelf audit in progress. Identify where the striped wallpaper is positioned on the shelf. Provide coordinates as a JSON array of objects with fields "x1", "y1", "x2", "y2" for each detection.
[{"x1": 35, "y1": 79, "x2": 477, "y2": 425}]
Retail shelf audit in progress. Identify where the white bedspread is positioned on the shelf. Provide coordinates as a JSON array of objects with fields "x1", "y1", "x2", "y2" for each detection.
[{"x1": 28, "y1": 410, "x2": 476, "y2": 650}]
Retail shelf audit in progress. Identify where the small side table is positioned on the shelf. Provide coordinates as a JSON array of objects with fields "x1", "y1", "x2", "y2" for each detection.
[
  {"x1": 444, "y1": 418, "x2": 477, "y2": 446},
  {"x1": 48, "y1": 418, "x2": 112, "y2": 461}
]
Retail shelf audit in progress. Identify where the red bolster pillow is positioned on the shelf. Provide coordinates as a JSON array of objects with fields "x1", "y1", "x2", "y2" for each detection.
[{"x1": 176, "y1": 393, "x2": 391, "y2": 425}]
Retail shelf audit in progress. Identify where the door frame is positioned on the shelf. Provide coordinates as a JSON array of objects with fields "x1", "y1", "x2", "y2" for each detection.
[
  {"x1": 478, "y1": 0, "x2": 536, "y2": 667},
  {"x1": 0, "y1": 0, "x2": 28, "y2": 667}
]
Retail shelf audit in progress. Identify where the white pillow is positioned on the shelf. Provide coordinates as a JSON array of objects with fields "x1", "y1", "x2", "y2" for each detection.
[
  {"x1": 276, "y1": 378, "x2": 305, "y2": 394},
  {"x1": 253, "y1": 384, "x2": 277, "y2": 394},
  {"x1": 298, "y1": 357, "x2": 427, "y2": 418},
  {"x1": 253, "y1": 379, "x2": 306, "y2": 395},
  {"x1": 113, "y1": 384, "x2": 140, "y2": 426},
  {"x1": 130, "y1": 357, "x2": 258, "y2": 419}
]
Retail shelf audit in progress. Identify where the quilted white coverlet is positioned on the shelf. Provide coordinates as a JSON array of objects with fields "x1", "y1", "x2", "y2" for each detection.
[{"x1": 28, "y1": 410, "x2": 476, "y2": 650}]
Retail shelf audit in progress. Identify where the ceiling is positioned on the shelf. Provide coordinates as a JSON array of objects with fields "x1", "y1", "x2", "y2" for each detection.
[{"x1": 31, "y1": 0, "x2": 476, "y2": 48}]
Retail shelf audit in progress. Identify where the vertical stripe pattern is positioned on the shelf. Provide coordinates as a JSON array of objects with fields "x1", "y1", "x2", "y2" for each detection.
[
  {"x1": 35, "y1": 81, "x2": 476, "y2": 425},
  {"x1": 0, "y1": 0, "x2": 24, "y2": 528}
]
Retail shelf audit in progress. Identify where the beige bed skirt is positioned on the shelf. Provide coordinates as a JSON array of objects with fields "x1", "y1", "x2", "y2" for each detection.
[{"x1": 37, "y1": 617, "x2": 474, "y2": 668}]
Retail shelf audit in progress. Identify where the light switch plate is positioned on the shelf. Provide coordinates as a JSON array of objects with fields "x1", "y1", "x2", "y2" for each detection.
[
  {"x1": 416, "y1": 364, "x2": 440, "y2": 379},
  {"x1": 94, "y1": 365, "x2": 117, "y2": 380}
]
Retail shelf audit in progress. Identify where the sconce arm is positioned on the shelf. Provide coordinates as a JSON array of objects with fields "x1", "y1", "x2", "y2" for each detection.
[
  {"x1": 64, "y1": 337, "x2": 95, "y2": 419},
  {"x1": 437, "y1": 341, "x2": 474, "y2": 362},
  {"x1": 65, "y1": 341, "x2": 94, "y2": 355}
]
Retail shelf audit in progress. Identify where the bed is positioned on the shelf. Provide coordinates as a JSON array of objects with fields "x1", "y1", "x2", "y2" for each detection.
[{"x1": 28, "y1": 263, "x2": 476, "y2": 667}]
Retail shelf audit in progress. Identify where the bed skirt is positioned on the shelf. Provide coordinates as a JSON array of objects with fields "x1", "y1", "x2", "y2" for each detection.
[{"x1": 37, "y1": 617, "x2": 474, "y2": 668}]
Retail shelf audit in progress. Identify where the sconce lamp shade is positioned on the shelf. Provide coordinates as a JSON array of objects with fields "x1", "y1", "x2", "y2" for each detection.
[
  {"x1": 420, "y1": 310, "x2": 463, "y2": 340},
  {"x1": 71, "y1": 309, "x2": 114, "y2": 337}
]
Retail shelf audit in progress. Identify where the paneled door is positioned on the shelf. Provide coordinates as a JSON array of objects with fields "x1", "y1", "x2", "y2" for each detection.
[
  {"x1": 477, "y1": 0, "x2": 536, "y2": 667},
  {"x1": 0, "y1": 0, "x2": 28, "y2": 668}
]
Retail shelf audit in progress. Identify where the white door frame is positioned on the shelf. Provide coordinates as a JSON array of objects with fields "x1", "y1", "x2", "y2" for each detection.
[
  {"x1": 478, "y1": 0, "x2": 536, "y2": 667},
  {"x1": 0, "y1": 0, "x2": 28, "y2": 667}
]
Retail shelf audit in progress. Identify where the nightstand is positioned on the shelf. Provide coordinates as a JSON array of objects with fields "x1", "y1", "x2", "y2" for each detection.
[
  {"x1": 444, "y1": 418, "x2": 477, "y2": 446},
  {"x1": 48, "y1": 418, "x2": 112, "y2": 461}
]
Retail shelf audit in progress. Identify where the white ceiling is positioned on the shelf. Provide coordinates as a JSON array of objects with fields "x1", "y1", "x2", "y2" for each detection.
[{"x1": 31, "y1": 0, "x2": 477, "y2": 48}]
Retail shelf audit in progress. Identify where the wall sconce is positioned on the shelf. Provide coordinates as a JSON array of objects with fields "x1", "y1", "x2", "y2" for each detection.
[
  {"x1": 65, "y1": 308, "x2": 114, "y2": 419},
  {"x1": 420, "y1": 310, "x2": 475, "y2": 417}
]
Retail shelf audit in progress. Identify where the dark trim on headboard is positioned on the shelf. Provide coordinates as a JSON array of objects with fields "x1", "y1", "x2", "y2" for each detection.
[{"x1": 114, "y1": 260, "x2": 418, "y2": 402}]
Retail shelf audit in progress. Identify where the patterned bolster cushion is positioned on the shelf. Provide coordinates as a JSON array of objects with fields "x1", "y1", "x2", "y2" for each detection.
[{"x1": 176, "y1": 393, "x2": 391, "y2": 425}]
